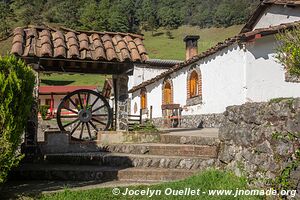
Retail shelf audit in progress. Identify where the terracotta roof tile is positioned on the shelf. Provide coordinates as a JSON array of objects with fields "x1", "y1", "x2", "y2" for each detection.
[
  {"x1": 129, "y1": 21, "x2": 300, "y2": 93},
  {"x1": 11, "y1": 25, "x2": 148, "y2": 63}
]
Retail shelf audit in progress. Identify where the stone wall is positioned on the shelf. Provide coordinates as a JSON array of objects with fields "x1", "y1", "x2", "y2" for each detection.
[
  {"x1": 152, "y1": 113, "x2": 223, "y2": 128},
  {"x1": 217, "y1": 98, "x2": 300, "y2": 195}
]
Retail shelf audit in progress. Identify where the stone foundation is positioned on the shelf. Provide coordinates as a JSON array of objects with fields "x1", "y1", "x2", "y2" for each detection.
[
  {"x1": 152, "y1": 113, "x2": 224, "y2": 128},
  {"x1": 217, "y1": 98, "x2": 300, "y2": 196}
]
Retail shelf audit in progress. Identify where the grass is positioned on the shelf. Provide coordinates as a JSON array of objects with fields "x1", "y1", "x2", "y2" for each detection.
[
  {"x1": 0, "y1": 25, "x2": 243, "y2": 86},
  {"x1": 269, "y1": 97, "x2": 294, "y2": 104},
  {"x1": 40, "y1": 73, "x2": 107, "y2": 87},
  {"x1": 142, "y1": 25, "x2": 243, "y2": 60},
  {"x1": 33, "y1": 169, "x2": 263, "y2": 200}
]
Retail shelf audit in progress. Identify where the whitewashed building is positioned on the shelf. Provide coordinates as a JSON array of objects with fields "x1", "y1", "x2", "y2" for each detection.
[{"x1": 128, "y1": 0, "x2": 300, "y2": 128}]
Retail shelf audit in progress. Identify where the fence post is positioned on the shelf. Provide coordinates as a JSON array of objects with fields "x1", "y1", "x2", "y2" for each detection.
[
  {"x1": 139, "y1": 108, "x2": 143, "y2": 124},
  {"x1": 111, "y1": 108, "x2": 114, "y2": 130},
  {"x1": 150, "y1": 106, "x2": 153, "y2": 120}
]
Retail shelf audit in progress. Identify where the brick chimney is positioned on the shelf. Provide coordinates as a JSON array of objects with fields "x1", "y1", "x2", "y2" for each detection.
[{"x1": 183, "y1": 35, "x2": 200, "y2": 60}]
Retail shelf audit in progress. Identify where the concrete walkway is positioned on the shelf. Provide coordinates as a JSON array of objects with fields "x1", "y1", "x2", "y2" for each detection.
[{"x1": 160, "y1": 128, "x2": 219, "y2": 137}]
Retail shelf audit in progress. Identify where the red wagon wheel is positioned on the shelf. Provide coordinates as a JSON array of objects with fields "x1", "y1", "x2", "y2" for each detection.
[{"x1": 56, "y1": 89, "x2": 112, "y2": 140}]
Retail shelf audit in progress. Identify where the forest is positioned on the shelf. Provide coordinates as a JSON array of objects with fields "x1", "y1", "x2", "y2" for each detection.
[{"x1": 0, "y1": 0, "x2": 259, "y2": 37}]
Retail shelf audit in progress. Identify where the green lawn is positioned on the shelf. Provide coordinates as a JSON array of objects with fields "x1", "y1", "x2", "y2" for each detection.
[
  {"x1": 40, "y1": 73, "x2": 107, "y2": 87},
  {"x1": 0, "y1": 25, "x2": 243, "y2": 86},
  {"x1": 36, "y1": 169, "x2": 263, "y2": 200},
  {"x1": 142, "y1": 25, "x2": 243, "y2": 60}
]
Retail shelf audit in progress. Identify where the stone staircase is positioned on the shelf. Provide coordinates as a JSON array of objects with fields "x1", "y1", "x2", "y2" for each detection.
[{"x1": 12, "y1": 128, "x2": 219, "y2": 183}]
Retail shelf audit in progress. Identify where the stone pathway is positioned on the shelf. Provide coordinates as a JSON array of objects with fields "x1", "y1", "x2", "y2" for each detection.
[{"x1": 4, "y1": 128, "x2": 220, "y2": 199}]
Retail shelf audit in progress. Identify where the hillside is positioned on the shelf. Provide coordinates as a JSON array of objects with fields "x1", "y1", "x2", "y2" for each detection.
[
  {"x1": 143, "y1": 25, "x2": 243, "y2": 60},
  {"x1": 0, "y1": 24, "x2": 243, "y2": 86}
]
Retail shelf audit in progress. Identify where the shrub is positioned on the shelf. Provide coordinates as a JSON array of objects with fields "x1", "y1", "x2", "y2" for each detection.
[
  {"x1": 132, "y1": 120, "x2": 159, "y2": 132},
  {"x1": 0, "y1": 55, "x2": 35, "y2": 184},
  {"x1": 39, "y1": 105, "x2": 50, "y2": 120},
  {"x1": 275, "y1": 26, "x2": 300, "y2": 76}
]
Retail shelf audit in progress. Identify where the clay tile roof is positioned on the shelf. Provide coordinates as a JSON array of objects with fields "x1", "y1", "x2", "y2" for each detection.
[
  {"x1": 11, "y1": 25, "x2": 148, "y2": 63},
  {"x1": 128, "y1": 21, "x2": 300, "y2": 93}
]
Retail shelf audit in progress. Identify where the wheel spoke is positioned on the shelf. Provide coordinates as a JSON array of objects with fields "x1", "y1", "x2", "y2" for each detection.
[
  {"x1": 93, "y1": 114, "x2": 108, "y2": 117},
  {"x1": 69, "y1": 97, "x2": 79, "y2": 110},
  {"x1": 92, "y1": 104, "x2": 105, "y2": 113},
  {"x1": 89, "y1": 121, "x2": 99, "y2": 132},
  {"x1": 60, "y1": 115, "x2": 78, "y2": 118},
  {"x1": 70, "y1": 121, "x2": 82, "y2": 135},
  {"x1": 63, "y1": 118, "x2": 79, "y2": 128},
  {"x1": 86, "y1": 93, "x2": 90, "y2": 109},
  {"x1": 79, "y1": 123, "x2": 84, "y2": 139},
  {"x1": 86, "y1": 122, "x2": 92, "y2": 140},
  {"x1": 77, "y1": 93, "x2": 83, "y2": 109},
  {"x1": 91, "y1": 117, "x2": 106, "y2": 126},
  {"x1": 63, "y1": 106, "x2": 78, "y2": 114},
  {"x1": 90, "y1": 96, "x2": 100, "y2": 108}
]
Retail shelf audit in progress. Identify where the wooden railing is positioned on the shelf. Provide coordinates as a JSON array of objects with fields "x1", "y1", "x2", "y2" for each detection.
[{"x1": 111, "y1": 108, "x2": 143, "y2": 130}]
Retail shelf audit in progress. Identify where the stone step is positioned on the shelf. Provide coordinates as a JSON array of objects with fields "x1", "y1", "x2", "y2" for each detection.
[
  {"x1": 100, "y1": 143, "x2": 218, "y2": 158},
  {"x1": 11, "y1": 163, "x2": 197, "y2": 182},
  {"x1": 44, "y1": 152, "x2": 215, "y2": 170},
  {"x1": 160, "y1": 128, "x2": 220, "y2": 146},
  {"x1": 118, "y1": 167, "x2": 197, "y2": 182},
  {"x1": 11, "y1": 164, "x2": 119, "y2": 181}
]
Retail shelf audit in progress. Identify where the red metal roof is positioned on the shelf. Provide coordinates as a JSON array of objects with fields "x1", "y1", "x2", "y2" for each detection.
[{"x1": 39, "y1": 85, "x2": 97, "y2": 95}]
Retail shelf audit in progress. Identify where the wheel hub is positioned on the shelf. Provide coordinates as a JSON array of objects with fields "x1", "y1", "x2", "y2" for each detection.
[{"x1": 78, "y1": 109, "x2": 92, "y2": 122}]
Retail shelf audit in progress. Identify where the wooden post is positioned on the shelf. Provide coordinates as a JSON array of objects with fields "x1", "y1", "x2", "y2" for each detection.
[
  {"x1": 50, "y1": 93, "x2": 54, "y2": 117},
  {"x1": 111, "y1": 108, "x2": 114, "y2": 130},
  {"x1": 23, "y1": 68, "x2": 39, "y2": 157},
  {"x1": 139, "y1": 108, "x2": 143, "y2": 124},
  {"x1": 150, "y1": 106, "x2": 153, "y2": 121}
]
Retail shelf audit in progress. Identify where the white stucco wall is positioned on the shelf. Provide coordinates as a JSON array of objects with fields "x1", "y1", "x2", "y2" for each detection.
[
  {"x1": 128, "y1": 64, "x2": 169, "y2": 90},
  {"x1": 254, "y1": 5, "x2": 300, "y2": 30},
  {"x1": 245, "y1": 35, "x2": 300, "y2": 101},
  {"x1": 130, "y1": 44, "x2": 248, "y2": 117},
  {"x1": 131, "y1": 79, "x2": 164, "y2": 118},
  {"x1": 183, "y1": 45, "x2": 246, "y2": 115}
]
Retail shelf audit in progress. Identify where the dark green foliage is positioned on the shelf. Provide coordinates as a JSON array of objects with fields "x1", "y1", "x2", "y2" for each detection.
[
  {"x1": 132, "y1": 121, "x2": 159, "y2": 132},
  {"x1": 0, "y1": 0, "x2": 259, "y2": 37},
  {"x1": 0, "y1": 1, "x2": 14, "y2": 37},
  {"x1": 0, "y1": 55, "x2": 35, "y2": 184},
  {"x1": 39, "y1": 105, "x2": 49, "y2": 120},
  {"x1": 275, "y1": 26, "x2": 300, "y2": 76}
]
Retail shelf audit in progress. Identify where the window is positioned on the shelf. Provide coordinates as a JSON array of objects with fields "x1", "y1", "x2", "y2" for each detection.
[
  {"x1": 163, "y1": 81, "x2": 172, "y2": 104},
  {"x1": 45, "y1": 99, "x2": 51, "y2": 106},
  {"x1": 189, "y1": 71, "x2": 199, "y2": 98},
  {"x1": 140, "y1": 88, "x2": 147, "y2": 109}
]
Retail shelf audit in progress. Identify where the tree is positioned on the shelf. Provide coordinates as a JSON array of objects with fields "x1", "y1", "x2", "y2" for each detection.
[
  {"x1": 79, "y1": 1, "x2": 107, "y2": 31},
  {"x1": 54, "y1": 0, "x2": 83, "y2": 29},
  {"x1": 0, "y1": 1, "x2": 13, "y2": 37},
  {"x1": 137, "y1": 0, "x2": 158, "y2": 35},
  {"x1": 108, "y1": 5, "x2": 130, "y2": 32},
  {"x1": 275, "y1": 26, "x2": 300, "y2": 76},
  {"x1": 0, "y1": 56, "x2": 35, "y2": 184},
  {"x1": 158, "y1": 6, "x2": 182, "y2": 29}
]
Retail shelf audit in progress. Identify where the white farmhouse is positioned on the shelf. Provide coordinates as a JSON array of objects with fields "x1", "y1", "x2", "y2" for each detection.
[{"x1": 129, "y1": 0, "x2": 300, "y2": 128}]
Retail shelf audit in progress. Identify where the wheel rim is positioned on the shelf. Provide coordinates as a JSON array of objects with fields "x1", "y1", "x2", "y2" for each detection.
[{"x1": 56, "y1": 89, "x2": 112, "y2": 140}]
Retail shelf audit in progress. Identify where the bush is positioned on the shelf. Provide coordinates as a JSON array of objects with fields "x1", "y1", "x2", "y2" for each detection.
[
  {"x1": 275, "y1": 26, "x2": 300, "y2": 76},
  {"x1": 0, "y1": 55, "x2": 35, "y2": 184},
  {"x1": 39, "y1": 105, "x2": 50, "y2": 120},
  {"x1": 132, "y1": 120, "x2": 159, "y2": 132}
]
